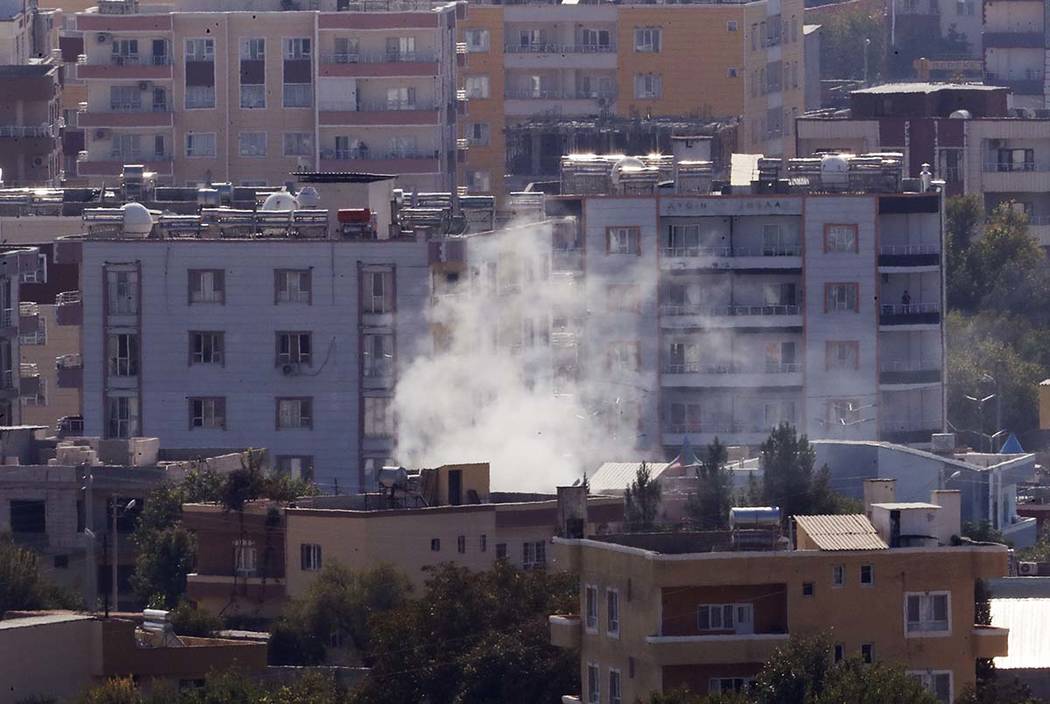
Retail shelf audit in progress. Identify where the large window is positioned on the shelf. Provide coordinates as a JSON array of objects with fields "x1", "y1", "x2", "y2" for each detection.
[
  {"x1": 364, "y1": 396, "x2": 394, "y2": 437},
  {"x1": 106, "y1": 396, "x2": 139, "y2": 438},
  {"x1": 284, "y1": 37, "x2": 311, "y2": 60},
  {"x1": 464, "y1": 28, "x2": 489, "y2": 52},
  {"x1": 609, "y1": 669, "x2": 622, "y2": 704},
  {"x1": 363, "y1": 333, "x2": 394, "y2": 377},
  {"x1": 276, "y1": 455, "x2": 314, "y2": 481},
  {"x1": 906, "y1": 592, "x2": 950, "y2": 634},
  {"x1": 464, "y1": 75, "x2": 489, "y2": 99},
  {"x1": 189, "y1": 269, "x2": 224, "y2": 304},
  {"x1": 587, "y1": 663, "x2": 599, "y2": 704},
  {"x1": 300, "y1": 543, "x2": 322, "y2": 571},
  {"x1": 277, "y1": 398, "x2": 312, "y2": 429},
  {"x1": 190, "y1": 331, "x2": 224, "y2": 365},
  {"x1": 697, "y1": 603, "x2": 753, "y2": 632},
  {"x1": 275, "y1": 269, "x2": 312, "y2": 303},
  {"x1": 825, "y1": 224, "x2": 858, "y2": 253},
  {"x1": 283, "y1": 133, "x2": 313, "y2": 157},
  {"x1": 234, "y1": 539, "x2": 256, "y2": 575},
  {"x1": 241, "y1": 37, "x2": 264, "y2": 60},
  {"x1": 109, "y1": 85, "x2": 141, "y2": 112},
  {"x1": 669, "y1": 401, "x2": 702, "y2": 433},
  {"x1": 186, "y1": 132, "x2": 216, "y2": 157},
  {"x1": 106, "y1": 269, "x2": 138, "y2": 314},
  {"x1": 10, "y1": 499, "x2": 45, "y2": 533},
  {"x1": 910, "y1": 671, "x2": 952, "y2": 704},
  {"x1": 185, "y1": 38, "x2": 214, "y2": 62},
  {"x1": 283, "y1": 83, "x2": 312, "y2": 108},
  {"x1": 606, "y1": 226, "x2": 640, "y2": 254},
  {"x1": 362, "y1": 270, "x2": 394, "y2": 313},
  {"x1": 522, "y1": 541, "x2": 546, "y2": 569},
  {"x1": 825, "y1": 283, "x2": 859, "y2": 312},
  {"x1": 189, "y1": 397, "x2": 226, "y2": 430},
  {"x1": 185, "y1": 85, "x2": 215, "y2": 109},
  {"x1": 634, "y1": 73, "x2": 662, "y2": 98},
  {"x1": 107, "y1": 333, "x2": 139, "y2": 377},
  {"x1": 239, "y1": 132, "x2": 267, "y2": 157},
  {"x1": 585, "y1": 585, "x2": 598, "y2": 631},
  {"x1": 826, "y1": 341, "x2": 859, "y2": 370},
  {"x1": 466, "y1": 122, "x2": 490, "y2": 146},
  {"x1": 276, "y1": 332, "x2": 312, "y2": 367},
  {"x1": 634, "y1": 27, "x2": 661, "y2": 52},
  {"x1": 606, "y1": 589, "x2": 620, "y2": 637},
  {"x1": 240, "y1": 84, "x2": 265, "y2": 109}
]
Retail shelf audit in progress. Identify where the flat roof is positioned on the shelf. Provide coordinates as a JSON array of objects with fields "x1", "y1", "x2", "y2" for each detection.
[
  {"x1": 871, "y1": 502, "x2": 941, "y2": 510},
  {"x1": 0, "y1": 65, "x2": 53, "y2": 78},
  {"x1": 0, "y1": 613, "x2": 92, "y2": 630},
  {"x1": 852, "y1": 82, "x2": 1008, "y2": 95},
  {"x1": 291, "y1": 171, "x2": 395, "y2": 183},
  {"x1": 795, "y1": 514, "x2": 889, "y2": 551}
]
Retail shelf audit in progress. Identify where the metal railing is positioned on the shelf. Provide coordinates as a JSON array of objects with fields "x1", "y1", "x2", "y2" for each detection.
[
  {"x1": 19, "y1": 302, "x2": 37, "y2": 317},
  {"x1": 666, "y1": 422, "x2": 774, "y2": 434},
  {"x1": 20, "y1": 363, "x2": 38, "y2": 378},
  {"x1": 983, "y1": 161, "x2": 1050, "y2": 173},
  {"x1": 660, "y1": 303, "x2": 800, "y2": 317},
  {"x1": 663, "y1": 361, "x2": 801, "y2": 374},
  {"x1": 504, "y1": 42, "x2": 617, "y2": 54},
  {"x1": 317, "y1": 99, "x2": 437, "y2": 112},
  {"x1": 662, "y1": 245, "x2": 801, "y2": 258},
  {"x1": 57, "y1": 291, "x2": 81, "y2": 305},
  {"x1": 108, "y1": 54, "x2": 172, "y2": 66},
  {"x1": 57, "y1": 354, "x2": 83, "y2": 369},
  {"x1": 505, "y1": 88, "x2": 617, "y2": 100},
  {"x1": 878, "y1": 243, "x2": 940, "y2": 255},
  {"x1": 880, "y1": 359, "x2": 941, "y2": 372},
  {"x1": 0, "y1": 125, "x2": 52, "y2": 138},
  {"x1": 320, "y1": 147, "x2": 438, "y2": 160},
  {"x1": 321, "y1": 51, "x2": 437, "y2": 64},
  {"x1": 879, "y1": 302, "x2": 940, "y2": 315}
]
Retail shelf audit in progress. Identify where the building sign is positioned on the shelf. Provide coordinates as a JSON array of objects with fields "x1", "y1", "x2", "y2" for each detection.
[{"x1": 660, "y1": 197, "x2": 803, "y2": 217}]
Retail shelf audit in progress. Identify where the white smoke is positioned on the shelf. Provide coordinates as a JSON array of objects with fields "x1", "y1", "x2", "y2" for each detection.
[{"x1": 393, "y1": 218, "x2": 657, "y2": 491}]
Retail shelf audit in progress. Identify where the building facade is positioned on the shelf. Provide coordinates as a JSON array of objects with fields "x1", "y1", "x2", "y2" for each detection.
[
  {"x1": 983, "y1": 0, "x2": 1047, "y2": 109},
  {"x1": 71, "y1": 0, "x2": 463, "y2": 190},
  {"x1": 457, "y1": 0, "x2": 806, "y2": 200},
  {"x1": 797, "y1": 83, "x2": 1050, "y2": 245},
  {"x1": 0, "y1": 65, "x2": 63, "y2": 186}
]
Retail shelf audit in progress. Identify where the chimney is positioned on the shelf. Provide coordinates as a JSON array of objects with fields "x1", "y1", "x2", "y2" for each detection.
[
  {"x1": 556, "y1": 485, "x2": 588, "y2": 539},
  {"x1": 863, "y1": 478, "x2": 896, "y2": 518},
  {"x1": 931, "y1": 489, "x2": 962, "y2": 544}
]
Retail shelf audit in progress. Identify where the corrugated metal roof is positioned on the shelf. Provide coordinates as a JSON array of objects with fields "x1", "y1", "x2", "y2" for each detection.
[
  {"x1": 589, "y1": 462, "x2": 671, "y2": 494},
  {"x1": 992, "y1": 598, "x2": 1050, "y2": 669},
  {"x1": 853, "y1": 82, "x2": 1006, "y2": 95},
  {"x1": 870, "y1": 502, "x2": 940, "y2": 510},
  {"x1": 795, "y1": 514, "x2": 888, "y2": 551}
]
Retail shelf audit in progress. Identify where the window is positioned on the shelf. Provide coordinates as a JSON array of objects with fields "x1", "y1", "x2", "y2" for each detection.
[
  {"x1": 333, "y1": 36, "x2": 359, "y2": 63},
  {"x1": 480, "y1": 534, "x2": 487, "y2": 552},
  {"x1": 906, "y1": 592, "x2": 950, "y2": 634},
  {"x1": 277, "y1": 398, "x2": 312, "y2": 429},
  {"x1": 185, "y1": 38, "x2": 214, "y2": 62},
  {"x1": 240, "y1": 37, "x2": 264, "y2": 60},
  {"x1": 709, "y1": 678, "x2": 754, "y2": 694},
  {"x1": 276, "y1": 332, "x2": 312, "y2": 367},
  {"x1": 522, "y1": 541, "x2": 546, "y2": 569},
  {"x1": 860, "y1": 564, "x2": 874, "y2": 585},
  {"x1": 275, "y1": 269, "x2": 311, "y2": 304},
  {"x1": 669, "y1": 401, "x2": 702, "y2": 433},
  {"x1": 106, "y1": 396, "x2": 139, "y2": 438},
  {"x1": 189, "y1": 397, "x2": 225, "y2": 429},
  {"x1": 834, "y1": 643, "x2": 845, "y2": 662},
  {"x1": 283, "y1": 84, "x2": 312, "y2": 108},
  {"x1": 825, "y1": 283, "x2": 859, "y2": 312},
  {"x1": 466, "y1": 170, "x2": 491, "y2": 192},
  {"x1": 10, "y1": 499, "x2": 45, "y2": 533},
  {"x1": 607, "y1": 341, "x2": 640, "y2": 373},
  {"x1": 276, "y1": 455, "x2": 313, "y2": 480},
  {"x1": 634, "y1": 73, "x2": 662, "y2": 98},
  {"x1": 189, "y1": 269, "x2": 224, "y2": 304},
  {"x1": 634, "y1": 27, "x2": 661, "y2": 52},
  {"x1": 861, "y1": 642, "x2": 874, "y2": 663},
  {"x1": 363, "y1": 333, "x2": 394, "y2": 378},
  {"x1": 234, "y1": 539, "x2": 256, "y2": 575},
  {"x1": 284, "y1": 37, "x2": 311, "y2": 60},
  {"x1": 607, "y1": 589, "x2": 620, "y2": 636},
  {"x1": 106, "y1": 269, "x2": 138, "y2": 314},
  {"x1": 587, "y1": 663, "x2": 600, "y2": 704},
  {"x1": 239, "y1": 131, "x2": 266, "y2": 156},
  {"x1": 607, "y1": 284, "x2": 640, "y2": 313},
  {"x1": 609, "y1": 669, "x2": 622, "y2": 704},
  {"x1": 240, "y1": 84, "x2": 265, "y2": 109},
  {"x1": 997, "y1": 148, "x2": 1034, "y2": 172},
  {"x1": 496, "y1": 543, "x2": 507, "y2": 559},
  {"x1": 832, "y1": 564, "x2": 844, "y2": 587},
  {"x1": 466, "y1": 122, "x2": 490, "y2": 146},
  {"x1": 185, "y1": 85, "x2": 215, "y2": 109},
  {"x1": 385, "y1": 35, "x2": 416, "y2": 59},
  {"x1": 464, "y1": 28, "x2": 489, "y2": 52},
  {"x1": 911, "y1": 671, "x2": 952, "y2": 703},
  {"x1": 826, "y1": 341, "x2": 859, "y2": 370},
  {"x1": 825, "y1": 224, "x2": 858, "y2": 253},
  {"x1": 464, "y1": 75, "x2": 489, "y2": 99},
  {"x1": 110, "y1": 85, "x2": 141, "y2": 111},
  {"x1": 190, "y1": 332, "x2": 224, "y2": 365},
  {"x1": 802, "y1": 582, "x2": 814, "y2": 596},
  {"x1": 698, "y1": 604, "x2": 736, "y2": 631},
  {"x1": 431, "y1": 538, "x2": 441, "y2": 552},
  {"x1": 727, "y1": 20, "x2": 738, "y2": 30},
  {"x1": 283, "y1": 133, "x2": 313, "y2": 157},
  {"x1": 300, "y1": 543, "x2": 322, "y2": 571},
  {"x1": 457, "y1": 535, "x2": 466, "y2": 554},
  {"x1": 364, "y1": 396, "x2": 395, "y2": 437},
  {"x1": 107, "y1": 333, "x2": 139, "y2": 376},
  {"x1": 186, "y1": 132, "x2": 216, "y2": 157},
  {"x1": 585, "y1": 585, "x2": 598, "y2": 631},
  {"x1": 362, "y1": 269, "x2": 394, "y2": 313},
  {"x1": 607, "y1": 226, "x2": 640, "y2": 254}
]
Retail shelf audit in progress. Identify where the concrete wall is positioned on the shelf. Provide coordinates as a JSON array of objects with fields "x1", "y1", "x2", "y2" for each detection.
[{"x1": 0, "y1": 615, "x2": 98, "y2": 704}]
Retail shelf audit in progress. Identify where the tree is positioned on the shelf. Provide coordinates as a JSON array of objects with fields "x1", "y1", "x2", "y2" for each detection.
[
  {"x1": 77, "y1": 678, "x2": 141, "y2": 704},
  {"x1": 686, "y1": 439, "x2": 733, "y2": 530},
  {"x1": 625, "y1": 462, "x2": 662, "y2": 532},
  {"x1": 170, "y1": 600, "x2": 222, "y2": 637},
  {"x1": 819, "y1": 7, "x2": 886, "y2": 81},
  {"x1": 756, "y1": 424, "x2": 838, "y2": 518},
  {"x1": 0, "y1": 534, "x2": 81, "y2": 616},
  {"x1": 129, "y1": 482, "x2": 197, "y2": 608},
  {"x1": 356, "y1": 561, "x2": 578, "y2": 704}
]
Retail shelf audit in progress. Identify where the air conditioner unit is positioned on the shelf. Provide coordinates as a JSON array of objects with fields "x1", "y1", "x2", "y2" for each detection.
[
  {"x1": 1019, "y1": 561, "x2": 1038, "y2": 576},
  {"x1": 96, "y1": 32, "x2": 111, "y2": 43},
  {"x1": 138, "y1": 81, "x2": 151, "y2": 91},
  {"x1": 281, "y1": 363, "x2": 301, "y2": 376},
  {"x1": 94, "y1": 129, "x2": 109, "y2": 139}
]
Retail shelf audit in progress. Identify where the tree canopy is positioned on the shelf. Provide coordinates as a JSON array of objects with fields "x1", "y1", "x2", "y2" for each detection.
[
  {"x1": 625, "y1": 462, "x2": 662, "y2": 531},
  {"x1": 753, "y1": 424, "x2": 839, "y2": 518},
  {"x1": 0, "y1": 534, "x2": 81, "y2": 617},
  {"x1": 685, "y1": 439, "x2": 734, "y2": 530}
]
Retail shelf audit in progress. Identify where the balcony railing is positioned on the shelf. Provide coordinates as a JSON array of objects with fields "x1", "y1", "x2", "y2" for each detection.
[
  {"x1": 321, "y1": 51, "x2": 436, "y2": 64},
  {"x1": 20, "y1": 363, "x2": 38, "y2": 378},
  {"x1": 321, "y1": 147, "x2": 438, "y2": 160},
  {"x1": 504, "y1": 42, "x2": 617, "y2": 54},
  {"x1": 57, "y1": 354, "x2": 83, "y2": 369},
  {"x1": 663, "y1": 362, "x2": 801, "y2": 374},
  {"x1": 57, "y1": 291, "x2": 82, "y2": 305},
  {"x1": 0, "y1": 124, "x2": 53, "y2": 138},
  {"x1": 505, "y1": 88, "x2": 616, "y2": 100},
  {"x1": 666, "y1": 422, "x2": 778, "y2": 435},
  {"x1": 880, "y1": 359, "x2": 942, "y2": 385},
  {"x1": 0, "y1": 308, "x2": 12, "y2": 328},
  {"x1": 983, "y1": 162, "x2": 1050, "y2": 173},
  {"x1": 104, "y1": 54, "x2": 172, "y2": 66},
  {"x1": 660, "y1": 303, "x2": 800, "y2": 317},
  {"x1": 662, "y1": 245, "x2": 801, "y2": 258},
  {"x1": 318, "y1": 100, "x2": 438, "y2": 112},
  {"x1": 879, "y1": 302, "x2": 941, "y2": 325},
  {"x1": 878, "y1": 244, "x2": 939, "y2": 256}
]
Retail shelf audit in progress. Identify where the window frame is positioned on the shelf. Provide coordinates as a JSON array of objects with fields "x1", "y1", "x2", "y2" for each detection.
[
  {"x1": 824, "y1": 282, "x2": 859, "y2": 313},
  {"x1": 824, "y1": 223, "x2": 859, "y2": 253},
  {"x1": 188, "y1": 269, "x2": 225, "y2": 304},
  {"x1": 905, "y1": 591, "x2": 951, "y2": 637},
  {"x1": 276, "y1": 331, "x2": 312, "y2": 367},
  {"x1": 606, "y1": 587, "x2": 620, "y2": 638},
  {"x1": 300, "y1": 542, "x2": 322, "y2": 571},
  {"x1": 585, "y1": 584, "x2": 599, "y2": 632},
  {"x1": 605, "y1": 226, "x2": 641, "y2": 255},
  {"x1": 274, "y1": 269, "x2": 312, "y2": 305},
  {"x1": 826, "y1": 340, "x2": 860, "y2": 371},
  {"x1": 238, "y1": 131, "x2": 267, "y2": 157},
  {"x1": 586, "y1": 662, "x2": 600, "y2": 704},
  {"x1": 276, "y1": 397, "x2": 313, "y2": 430},
  {"x1": 860, "y1": 564, "x2": 874, "y2": 586},
  {"x1": 609, "y1": 668, "x2": 622, "y2": 704},
  {"x1": 832, "y1": 564, "x2": 844, "y2": 588},
  {"x1": 634, "y1": 26, "x2": 662, "y2": 52},
  {"x1": 188, "y1": 396, "x2": 226, "y2": 430},
  {"x1": 189, "y1": 331, "x2": 224, "y2": 366},
  {"x1": 185, "y1": 131, "x2": 217, "y2": 158}
]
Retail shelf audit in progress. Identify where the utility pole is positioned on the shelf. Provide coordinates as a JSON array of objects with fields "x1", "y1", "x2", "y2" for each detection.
[
  {"x1": 111, "y1": 496, "x2": 119, "y2": 613},
  {"x1": 83, "y1": 468, "x2": 96, "y2": 612}
]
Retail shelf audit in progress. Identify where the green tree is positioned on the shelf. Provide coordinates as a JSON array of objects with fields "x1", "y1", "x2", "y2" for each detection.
[
  {"x1": 819, "y1": 7, "x2": 886, "y2": 81},
  {"x1": 129, "y1": 482, "x2": 197, "y2": 608},
  {"x1": 357, "y1": 561, "x2": 578, "y2": 704},
  {"x1": 757, "y1": 424, "x2": 838, "y2": 518},
  {"x1": 0, "y1": 534, "x2": 81, "y2": 616},
  {"x1": 625, "y1": 462, "x2": 662, "y2": 531},
  {"x1": 170, "y1": 599, "x2": 222, "y2": 637},
  {"x1": 77, "y1": 678, "x2": 142, "y2": 704},
  {"x1": 686, "y1": 439, "x2": 734, "y2": 530},
  {"x1": 946, "y1": 194, "x2": 982, "y2": 308}
]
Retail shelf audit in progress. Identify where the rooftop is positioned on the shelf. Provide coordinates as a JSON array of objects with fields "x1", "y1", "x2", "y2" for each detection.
[
  {"x1": 0, "y1": 613, "x2": 93, "y2": 630},
  {"x1": 795, "y1": 514, "x2": 889, "y2": 551},
  {"x1": 991, "y1": 598, "x2": 1050, "y2": 669},
  {"x1": 0, "y1": 65, "x2": 55, "y2": 78},
  {"x1": 870, "y1": 501, "x2": 941, "y2": 510},
  {"x1": 851, "y1": 82, "x2": 1008, "y2": 95}
]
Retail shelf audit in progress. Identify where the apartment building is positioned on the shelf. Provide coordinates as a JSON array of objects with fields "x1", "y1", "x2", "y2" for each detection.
[
  {"x1": 549, "y1": 503, "x2": 1009, "y2": 703},
  {"x1": 62, "y1": 174, "x2": 429, "y2": 491},
  {"x1": 502, "y1": 151, "x2": 945, "y2": 455},
  {"x1": 72, "y1": 0, "x2": 464, "y2": 190},
  {"x1": 0, "y1": 247, "x2": 44, "y2": 425},
  {"x1": 797, "y1": 82, "x2": 1050, "y2": 245},
  {"x1": 457, "y1": 0, "x2": 806, "y2": 200},
  {"x1": 184, "y1": 466, "x2": 624, "y2": 618},
  {"x1": 0, "y1": 65, "x2": 63, "y2": 186},
  {"x1": 983, "y1": 0, "x2": 1047, "y2": 109},
  {"x1": 892, "y1": 0, "x2": 983, "y2": 60}
]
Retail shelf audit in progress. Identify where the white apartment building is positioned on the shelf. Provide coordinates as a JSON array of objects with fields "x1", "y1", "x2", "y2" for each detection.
[
  {"x1": 61, "y1": 175, "x2": 429, "y2": 491},
  {"x1": 459, "y1": 152, "x2": 946, "y2": 457},
  {"x1": 71, "y1": 0, "x2": 464, "y2": 190}
]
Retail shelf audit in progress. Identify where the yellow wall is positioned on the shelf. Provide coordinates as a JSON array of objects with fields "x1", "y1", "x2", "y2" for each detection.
[{"x1": 458, "y1": 5, "x2": 506, "y2": 201}]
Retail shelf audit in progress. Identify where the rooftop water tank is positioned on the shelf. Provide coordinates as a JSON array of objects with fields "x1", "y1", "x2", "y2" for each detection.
[
  {"x1": 121, "y1": 202, "x2": 153, "y2": 238},
  {"x1": 820, "y1": 153, "x2": 849, "y2": 188},
  {"x1": 729, "y1": 506, "x2": 781, "y2": 530},
  {"x1": 297, "y1": 186, "x2": 321, "y2": 208},
  {"x1": 261, "y1": 189, "x2": 299, "y2": 211}
]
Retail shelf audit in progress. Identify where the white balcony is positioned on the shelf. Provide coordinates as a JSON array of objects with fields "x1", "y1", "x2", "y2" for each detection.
[
  {"x1": 661, "y1": 362, "x2": 802, "y2": 388},
  {"x1": 660, "y1": 304, "x2": 802, "y2": 330},
  {"x1": 661, "y1": 245, "x2": 801, "y2": 271}
]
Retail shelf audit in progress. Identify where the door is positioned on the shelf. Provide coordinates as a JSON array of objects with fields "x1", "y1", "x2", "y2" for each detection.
[
  {"x1": 448, "y1": 469, "x2": 462, "y2": 506},
  {"x1": 151, "y1": 39, "x2": 166, "y2": 65},
  {"x1": 735, "y1": 604, "x2": 754, "y2": 634}
]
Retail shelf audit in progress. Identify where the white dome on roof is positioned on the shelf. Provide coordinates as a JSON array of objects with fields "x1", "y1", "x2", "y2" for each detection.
[
  {"x1": 262, "y1": 190, "x2": 299, "y2": 211},
  {"x1": 296, "y1": 186, "x2": 321, "y2": 208},
  {"x1": 121, "y1": 202, "x2": 153, "y2": 237}
]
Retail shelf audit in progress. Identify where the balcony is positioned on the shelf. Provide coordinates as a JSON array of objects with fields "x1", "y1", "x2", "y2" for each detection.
[
  {"x1": 663, "y1": 423, "x2": 780, "y2": 447},
  {"x1": 661, "y1": 362, "x2": 803, "y2": 388},
  {"x1": 984, "y1": 32, "x2": 1044, "y2": 48},
  {"x1": 983, "y1": 74, "x2": 1043, "y2": 95},
  {"x1": 504, "y1": 42, "x2": 617, "y2": 69},
  {"x1": 57, "y1": 415, "x2": 84, "y2": 438},
  {"x1": 319, "y1": 147, "x2": 439, "y2": 174},
  {"x1": 646, "y1": 633, "x2": 790, "y2": 666},
  {"x1": 878, "y1": 302, "x2": 941, "y2": 327},
  {"x1": 504, "y1": 88, "x2": 615, "y2": 117},
  {"x1": 0, "y1": 124, "x2": 55, "y2": 139},
  {"x1": 319, "y1": 52, "x2": 438, "y2": 78},
  {"x1": 660, "y1": 303, "x2": 802, "y2": 330},
  {"x1": 317, "y1": 100, "x2": 440, "y2": 126},
  {"x1": 76, "y1": 157, "x2": 173, "y2": 177},
  {"x1": 877, "y1": 244, "x2": 940, "y2": 268},
  {"x1": 55, "y1": 291, "x2": 82, "y2": 326},
  {"x1": 79, "y1": 107, "x2": 174, "y2": 128},
  {"x1": 19, "y1": 363, "x2": 40, "y2": 397},
  {"x1": 972, "y1": 625, "x2": 1010, "y2": 658},
  {"x1": 879, "y1": 360, "x2": 942, "y2": 387},
  {"x1": 19, "y1": 302, "x2": 39, "y2": 337},
  {"x1": 57, "y1": 354, "x2": 83, "y2": 389},
  {"x1": 982, "y1": 161, "x2": 1050, "y2": 193},
  {"x1": 549, "y1": 615, "x2": 581, "y2": 649},
  {"x1": 661, "y1": 245, "x2": 801, "y2": 271},
  {"x1": 76, "y1": 54, "x2": 173, "y2": 80}
]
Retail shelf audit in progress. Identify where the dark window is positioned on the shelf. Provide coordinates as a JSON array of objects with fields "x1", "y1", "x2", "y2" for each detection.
[
  {"x1": 861, "y1": 642, "x2": 874, "y2": 663},
  {"x1": 10, "y1": 499, "x2": 46, "y2": 533},
  {"x1": 431, "y1": 538, "x2": 440, "y2": 552},
  {"x1": 54, "y1": 554, "x2": 69, "y2": 569},
  {"x1": 860, "y1": 564, "x2": 874, "y2": 585},
  {"x1": 834, "y1": 643, "x2": 844, "y2": 662},
  {"x1": 480, "y1": 534, "x2": 487, "y2": 552},
  {"x1": 802, "y1": 582, "x2": 814, "y2": 596},
  {"x1": 496, "y1": 543, "x2": 507, "y2": 559},
  {"x1": 457, "y1": 535, "x2": 466, "y2": 553}
]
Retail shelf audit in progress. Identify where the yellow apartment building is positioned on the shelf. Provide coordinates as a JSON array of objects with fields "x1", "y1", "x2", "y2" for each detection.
[
  {"x1": 458, "y1": 0, "x2": 805, "y2": 201},
  {"x1": 549, "y1": 514, "x2": 1009, "y2": 703}
]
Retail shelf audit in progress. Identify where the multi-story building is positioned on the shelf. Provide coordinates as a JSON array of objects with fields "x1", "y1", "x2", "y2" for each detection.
[
  {"x1": 62, "y1": 173, "x2": 431, "y2": 491},
  {"x1": 548, "y1": 497, "x2": 1010, "y2": 703},
  {"x1": 0, "y1": 65, "x2": 63, "y2": 186},
  {"x1": 0, "y1": 247, "x2": 43, "y2": 425},
  {"x1": 796, "y1": 82, "x2": 1050, "y2": 245},
  {"x1": 457, "y1": 0, "x2": 806, "y2": 200},
  {"x1": 71, "y1": 0, "x2": 464, "y2": 190},
  {"x1": 504, "y1": 150, "x2": 946, "y2": 455},
  {"x1": 983, "y1": 0, "x2": 1048, "y2": 109}
]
